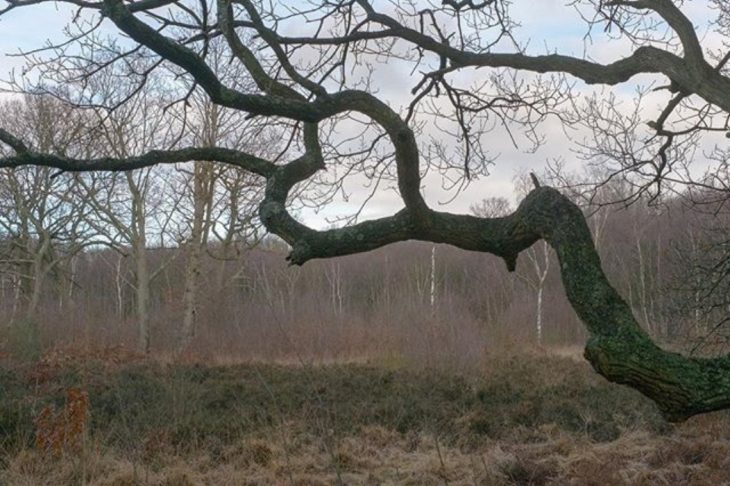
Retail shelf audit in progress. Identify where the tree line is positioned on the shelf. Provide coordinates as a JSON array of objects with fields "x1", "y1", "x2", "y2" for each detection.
[{"x1": 2, "y1": 97, "x2": 728, "y2": 363}]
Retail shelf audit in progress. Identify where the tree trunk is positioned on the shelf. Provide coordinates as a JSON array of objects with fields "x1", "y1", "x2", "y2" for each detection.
[
  {"x1": 536, "y1": 285, "x2": 543, "y2": 346},
  {"x1": 429, "y1": 245, "x2": 436, "y2": 314},
  {"x1": 325, "y1": 261, "x2": 343, "y2": 316},
  {"x1": 533, "y1": 189, "x2": 730, "y2": 421},
  {"x1": 132, "y1": 187, "x2": 151, "y2": 355},
  {"x1": 179, "y1": 235, "x2": 202, "y2": 355},
  {"x1": 9, "y1": 273, "x2": 21, "y2": 327},
  {"x1": 25, "y1": 234, "x2": 51, "y2": 321},
  {"x1": 115, "y1": 254, "x2": 124, "y2": 318},
  {"x1": 135, "y1": 242, "x2": 151, "y2": 355},
  {"x1": 178, "y1": 161, "x2": 215, "y2": 355}
]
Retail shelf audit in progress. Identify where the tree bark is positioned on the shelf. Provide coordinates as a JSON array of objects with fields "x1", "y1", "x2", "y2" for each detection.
[
  {"x1": 179, "y1": 220, "x2": 204, "y2": 355},
  {"x1": 129, "y1": 174, "x2": 152, "y2": 355},
  {"x1": 536, "y1": 285, "x2": 544, "y2": 346},
  {"x1": 134, "y1": 238, "x2": 151, "y2": 355},
  {"x1": 515, "y1": 188, "x2": 730, "y2": 421}
]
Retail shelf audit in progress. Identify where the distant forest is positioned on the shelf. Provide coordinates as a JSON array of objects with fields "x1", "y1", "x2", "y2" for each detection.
[
  {"x1": 2, "y1": 97, "x2": 730, "y2": 365},
  {"x1": 1, "y1": 99, "x2": 728, "y2": 363}
]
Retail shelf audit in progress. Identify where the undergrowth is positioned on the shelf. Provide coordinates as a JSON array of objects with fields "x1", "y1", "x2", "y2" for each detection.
[{"x1": 0, "y1": 352, "x2": 727, "y2": 485}]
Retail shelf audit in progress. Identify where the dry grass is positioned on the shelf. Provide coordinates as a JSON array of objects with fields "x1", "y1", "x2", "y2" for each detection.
[
  {"x1": 1, "y1": 349, "x2": 729, "y2": 485},
  {"x1": 5, "y1": 424, "x2": 730, "y2": 485}
]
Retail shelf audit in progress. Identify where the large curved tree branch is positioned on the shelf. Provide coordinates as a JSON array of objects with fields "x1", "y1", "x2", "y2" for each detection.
[
  {"x1": 2, "y1": 127, "x2": 729, "y2": 420},
  {"x1": 2, "y1": 0, "x2": 730, "y2": 422},
  {"x1": 355, "y1": 0, "x2": 730, "y2": 113},
  {"x1": 278, "y1": 183, "x2": 730, "y2": 422},
  {"x1": 606, "y1": 0, "x2": 704, "y2": 63},
  {"x1": 97, "y1": 0, "x2": 427, "y2": 217},
  {"x1": 0, "y1": 138, "x2": 275, "y2": 176}
]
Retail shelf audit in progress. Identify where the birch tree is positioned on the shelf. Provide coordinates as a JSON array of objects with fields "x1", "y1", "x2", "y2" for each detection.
[{"x1": 173, "y1": 95, "x2": 266, "y2": 354}]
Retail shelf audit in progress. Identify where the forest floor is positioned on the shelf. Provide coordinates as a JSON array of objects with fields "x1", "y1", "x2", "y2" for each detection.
[{"x1": 1, "y1": 347, "x2": 729, "y2": 485}]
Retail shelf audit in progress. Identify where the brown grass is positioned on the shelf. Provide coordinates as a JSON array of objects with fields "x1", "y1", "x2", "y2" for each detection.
[
  {"x1": 5, "y1": 424, "x2": 730, "y2": 485},
  {"x1": 1, "y1": 349, "x2": 729, "y2": 485}
]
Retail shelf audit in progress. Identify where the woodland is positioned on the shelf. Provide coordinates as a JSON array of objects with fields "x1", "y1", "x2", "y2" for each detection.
[{"x1": 1, "y1": 0, "x2": 730, "y2": 484}]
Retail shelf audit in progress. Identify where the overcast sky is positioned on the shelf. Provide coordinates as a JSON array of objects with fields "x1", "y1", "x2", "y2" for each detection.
[{"x1": 0, "y1": 1, "x2": 720, "y2": 228}]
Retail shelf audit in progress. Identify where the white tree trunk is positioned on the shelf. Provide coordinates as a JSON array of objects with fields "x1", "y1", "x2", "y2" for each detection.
[
  {"x1": 135, "y1": 241, "x2": 151, "y2": 355},
  {"x1": 429, "y1": 245, "x2": 436, "y2": 314},
  {"x1": 527, "y1": 242, "x2": 550, "y2": 346},
  {"x1": 325, "y1": 261, "x2": 343, "y2": 316},
  {"x1": 536, "y1": 285, "x2": 544, "y2": 346},
  {"x1": 179, "y1": 230, "x2": 203, "y2": 354}
]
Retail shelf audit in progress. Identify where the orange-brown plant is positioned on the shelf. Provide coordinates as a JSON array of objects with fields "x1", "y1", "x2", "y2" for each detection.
[{"x1": 34, "y1": 388, "x2": 89, "y2": 456}]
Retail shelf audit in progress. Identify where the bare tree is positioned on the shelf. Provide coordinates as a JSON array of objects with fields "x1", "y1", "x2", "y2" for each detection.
[
  {"x1": 72, "y1": 78, "x2": 182, "y2": 354},
  {"x1": 0, "y1": 96, "x2": 94, "y2": 326},
  {"x1": 666, "y1": 196, "x2": 730, "y2": 354},
  {"x1": 4, "y1": 0, "x2": 730, "y2": 419},
  {"x1": 173, "y1": 93, "x2": 267, "y2": 354}
]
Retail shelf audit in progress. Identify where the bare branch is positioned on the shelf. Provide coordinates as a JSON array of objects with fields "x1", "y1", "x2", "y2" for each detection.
[{"x1": 0, "y1": 145, "x2": 275, "y2": 176}]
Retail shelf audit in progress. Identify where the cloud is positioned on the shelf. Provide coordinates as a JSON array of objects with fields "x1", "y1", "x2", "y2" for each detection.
[{"x1": 0, "y1": 1, "x2": 720, "y2": 227}]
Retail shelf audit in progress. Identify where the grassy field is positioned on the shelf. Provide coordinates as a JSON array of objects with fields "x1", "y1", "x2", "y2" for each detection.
[{"x1": 1, "y1": 349, "x2": 729, "y2": 485}]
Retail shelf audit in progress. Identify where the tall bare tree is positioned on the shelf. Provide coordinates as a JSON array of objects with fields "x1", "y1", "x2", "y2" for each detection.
[
  {"x1": 173, "y1": 94, "x2": 266, "y2": 354},
  {"x1": 72, "y1": 76, "x2": 182, "y2": 354},
  {"x1": 0, "y1": 96, "x2": 93, "y2": 326}
]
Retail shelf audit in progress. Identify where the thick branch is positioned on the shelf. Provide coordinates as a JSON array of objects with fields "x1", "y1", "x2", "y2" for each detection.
[
  {"x1": 235, "y1": 0, "x2": 327, "y2": 96},
  {"x1": 607, "y1": 0, "x2": 704, "y2": 65},
  {"x1": 98, "y1": 0, "x2": 428, "y2": 214},
  {"x1": 358, "y1": 1, "x2": 730, "y2": 113},
  {"x1": 100, "y1": 0, "x2": 321, "y2": 120},
  {"x1": 0, "y1": 128, "x2": 29, "y2": 153},
  {"x1": 0, "y1": 145, "x2": 275, "y2": 176},
  {"x1": 279, "y1": 186, "x2": 730, "y2": 421},
  {"x1": 217, "y1": 0, "x2": 303, "y2": 99}
]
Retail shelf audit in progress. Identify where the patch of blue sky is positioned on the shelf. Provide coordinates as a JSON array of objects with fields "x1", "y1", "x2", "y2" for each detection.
[
  {"x1": 1, "y1": 4, "x2": 78, "y2": 47},
  {"x1": 0, "y1": 3, "x2": 88, "y2": 91}
]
